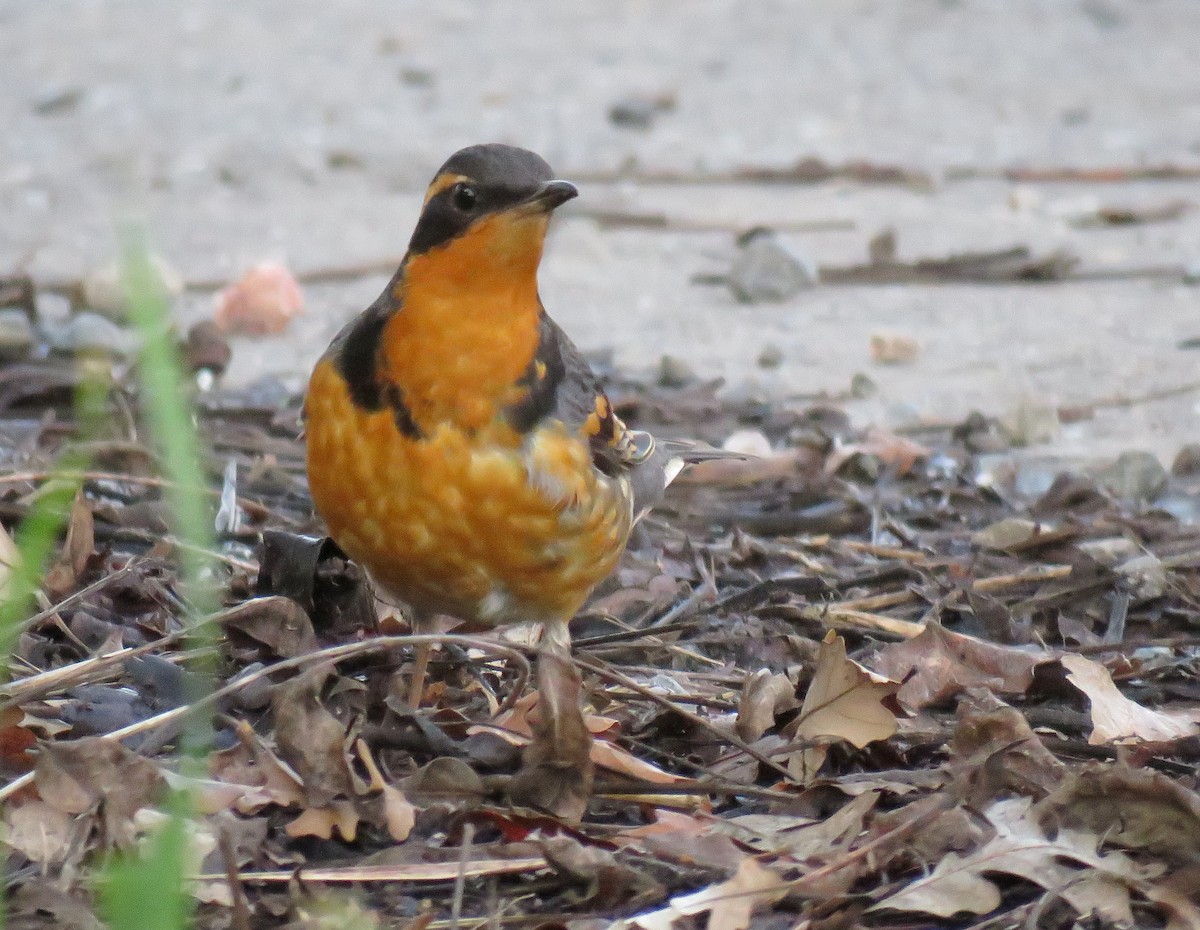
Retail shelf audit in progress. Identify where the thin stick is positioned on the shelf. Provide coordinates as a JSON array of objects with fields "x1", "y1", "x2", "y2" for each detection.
[
  {"x1": 217, "y1": 825, "x2": 254, "y2": 930},
  {"x1": 572, "y1": 655, "x2": 797, "y2": 784},
  {"x1": 451, "y1": 822, "x2": 476, "y2": 930},
  {"x1": 828, "y1": 564, "x2": 1072, "y2": 614}
]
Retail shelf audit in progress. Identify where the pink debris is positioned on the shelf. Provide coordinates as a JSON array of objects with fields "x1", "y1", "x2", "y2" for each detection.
[{"x1": 214, "y1": 262, "x2": 304, "y2": 336}]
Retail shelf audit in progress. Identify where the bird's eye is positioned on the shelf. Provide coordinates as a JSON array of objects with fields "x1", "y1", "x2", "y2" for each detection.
[{"x1": 452, "y1": 184, "x2": 477, "y2": 211}]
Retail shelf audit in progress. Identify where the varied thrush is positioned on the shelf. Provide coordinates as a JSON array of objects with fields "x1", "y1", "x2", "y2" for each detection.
[{"x1": 305, "y1": 143, "x2": 690, "y2": 819}]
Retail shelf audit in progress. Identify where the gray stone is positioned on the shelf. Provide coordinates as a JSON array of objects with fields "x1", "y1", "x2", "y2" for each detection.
[
  {"x1": 0, "y1": 309, "x2": 36, "y2": 362},
  {"x1": 1097, "y1": 450, "x2": 1169, "y2": 503},
  {"x1": 728, "y1": 229, "x2": 818, "y2": 304},
  {"x1": 657, "y1": 354, "x2": 697, "y2": 388},
  {"x1": 46, "y1": 312, "x2": 136, "y2": 358},
  {"x1": 1171, "y1": 443, "x2": 1200, "y2": 477},
  {"x1": 756, "y1": 343, "x2": 784, "y2": 368}
]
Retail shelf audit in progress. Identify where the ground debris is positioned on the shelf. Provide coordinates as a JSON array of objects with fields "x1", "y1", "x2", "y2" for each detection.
[{"x1": 3, "y1": 341, "x2": 1200, "y2": 928}]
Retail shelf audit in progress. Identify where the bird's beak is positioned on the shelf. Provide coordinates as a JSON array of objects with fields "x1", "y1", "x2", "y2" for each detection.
[{"x1": 523, "y1": 179, "x2": 578, "y2": 212}]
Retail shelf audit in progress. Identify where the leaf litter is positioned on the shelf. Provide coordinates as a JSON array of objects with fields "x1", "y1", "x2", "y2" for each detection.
[{"x1": 4, "y1": 286, "x2": 1200, "y2": 928}]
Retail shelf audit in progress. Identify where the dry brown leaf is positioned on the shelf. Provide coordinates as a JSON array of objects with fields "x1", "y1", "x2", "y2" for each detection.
[
  {"x1": 627, "y1": 857, "x2": 789, "y2": 930},
  {"x1": 35, "y1": 738, "x2": 165, "y2": 847},
  {"x1": 872, "y1": 797, "x2": 1137, "y2": 921},
  {"x1": 789, "y1": 631, "x2": 899, "y2": 748},
  {"x1": 722, "y1": 790, "x2": 877, "y2": 860},
  {"x1": 972, "y1": 517, "x2": 1041, "y2": 551},
  {"x1": 44, "y1": 493, "x2": 94, "y2": 597},
  {"x1": 285, "y1": 800, "x2": 359, "y2": 841},
  {"x1": 950, "y1": 689, "x2": 1067, "y2": 802},
  {"x1": 272, "y1": 664, "x2": 356, "y2": 806},
  {"x1": 825, "y1": 427, "x2": 930, "y2": 477},
  {"x1": 400, "y1": 756, "x2": 486, "y2": 805},
  {"x1": 872, "y1": 621, "x2": 1045, "y2": 710},
  {"x1": 590, "y1": 738, "x2": 690, "y2": 785},
  {"x1": 4, "y1": 797, "x2": 77, "y2": 864},
  {"x1": 210, "y1": 721, "x2": 306, "y2": 812},
  {"x1": 220, "y1": 595, "x2": 318, "y2": 658},
  {"x1": 487, "y1": 691, "x2": 685, "y2": 785},
  {"x1": 483, "y1": 691, "x2": 618, "y2": 743},
  {"x1": 1037, "y1": 765, "x2": 1200, "y2": 863},
  {"x1": 735, "y1": 670, "x2": 798, "y2": 742},
  {"x1": 1061, "y1": 654, "x2": 1200, "y2": 744}
]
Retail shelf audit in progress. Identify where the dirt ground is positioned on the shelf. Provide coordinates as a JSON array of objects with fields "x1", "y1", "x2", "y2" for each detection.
[{"x1": 3, "y1": 0, "x2": 1199, "y2": 464}]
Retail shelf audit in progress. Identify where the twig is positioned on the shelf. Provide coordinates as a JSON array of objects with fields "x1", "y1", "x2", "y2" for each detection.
[
  {"x1": 572, "y1": 654, "x2": 797, "y2": 784},
  {"x1": 452, "y1": 822, "x2": 476, "y2": 930},
  {"x1": 217, "y1": 825, "x2": 253, "y2": 930},
  {"x1": 828, "y1": 564, "x2": 1072, "y2": 614}
]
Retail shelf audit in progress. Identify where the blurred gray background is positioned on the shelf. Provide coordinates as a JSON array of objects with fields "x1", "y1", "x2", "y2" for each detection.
[{"x1": 3, "y1": 0, "x2": 1199, "y2": 463}]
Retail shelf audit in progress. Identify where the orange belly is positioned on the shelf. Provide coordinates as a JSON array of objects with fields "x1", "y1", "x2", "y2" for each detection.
[{"x1": 304, "y1": 359, "x2": 632, "y2": 625}]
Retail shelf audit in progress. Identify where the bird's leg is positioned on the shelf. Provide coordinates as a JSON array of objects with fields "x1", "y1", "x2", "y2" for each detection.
[
  {"x1": 509, "y1": 620, "x2": 594, "y2": 821},
  {"x1": 406, "y1": 612, "x2": 436, "y2": 710}
]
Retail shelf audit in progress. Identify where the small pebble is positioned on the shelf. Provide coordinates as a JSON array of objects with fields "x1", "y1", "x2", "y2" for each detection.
[
  {"x1": 849, "y1": 372, "x2": 878, "y2": 399},
  {"x1": 1097, "y1": 450, "x2": 1169, "y2": 503},
  {"x1": 608, "y1": 92, "x2": 675, "y2": 130},
  {"x1": 868, "y1": 227, "x2": 897, "y2": 264},
  {"x1": 229, "y1": 662, "x2": 273, "y2": 711},
  {"x1": 82, "y1": 254, "x2": 184, "y2": 322},
  {"x1": 0, "y1": 309, "x2": 36, "y2": 362},
  {"x1": 728, "y1": 228, "x2": 817, "y2": 303},
  {"x1": 999, "y1": 396, "x2": 1060, "y2": 447},
  {"x1": 32, "y1": 85, "x2": 84, "y2": 116},
  {"x1": 657, "y1": 354, "x2": 697, "y2": 388},
  {"x1": 973, "y1": 517, "x2": 1039, "y2": 552},
  {"x1": 45, "y1": 312, "x2": 135, "y2": 358},
  {"x1": 756, "y1": 344, "x2": 784, "y2": 369},
  {"x1": 1115, "y1": 553, "x2": 1166, "y2": 600},
  {"x1": 1172, "y1": 443, "x2": 1200, "y2": 477},
  {"x1": 869, "y1": 332, "x2": 920, "y2": 365}
]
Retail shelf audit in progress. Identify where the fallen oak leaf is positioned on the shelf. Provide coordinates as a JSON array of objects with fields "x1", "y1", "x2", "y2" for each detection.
[
  {"x1": 219, "y1": 595, "x2": 318, "y2": 659},
  {"x1": 35, "y1": 737, "x2": 165, "y2": 848},
  {"x1": 271, "y1": 663, "x2": 356, "y2": 806},
  {"x1": 3, "y1": 797, "x2": 77, "y2": 864},
  {"x1": 870, "y1": 797, "x2": 1137, "y2": 922},
  {"x1": 1037, "y1": 764, "x2": 1200, "y2": 863},
  {"x1": 208, "y1": 720, "x2": 306, "y2": 813},
  {"x1": 1060, "y1": 653, "x2": 1200, "y2": 744},
  {"x1": 872, "y1": 620, "x2": 1046, "y2": 710},
  {"x1": 735, "y1": 670, "x2": 798, "y2": 743},
  {"x1": 788, "y1": 631, "x2": 900, "y2": 748}
]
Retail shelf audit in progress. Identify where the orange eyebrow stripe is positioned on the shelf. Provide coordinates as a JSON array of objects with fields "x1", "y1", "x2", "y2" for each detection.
[{"x1": 423, "y1": 173, "x2": 470, "y2": 204}]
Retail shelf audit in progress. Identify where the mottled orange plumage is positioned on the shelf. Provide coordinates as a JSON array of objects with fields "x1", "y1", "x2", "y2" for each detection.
[{"x1": 303, "y1": 144, "x2": 672, "y2": 819}]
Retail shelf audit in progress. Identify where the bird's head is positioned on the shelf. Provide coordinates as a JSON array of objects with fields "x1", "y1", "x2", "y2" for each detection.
[{"x1": 404, "y1": 144, "x2": 577, "y2": 286}]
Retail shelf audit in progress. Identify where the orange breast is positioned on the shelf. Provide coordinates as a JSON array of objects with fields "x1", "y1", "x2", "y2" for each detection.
[{"x1": 304, "y1": 359, "x2": 633, "y2": 625}]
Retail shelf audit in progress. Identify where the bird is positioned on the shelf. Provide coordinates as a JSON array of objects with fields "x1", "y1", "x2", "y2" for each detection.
[{"x1": 304, "y1": 143, "x2": 694, "y2": 820}]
